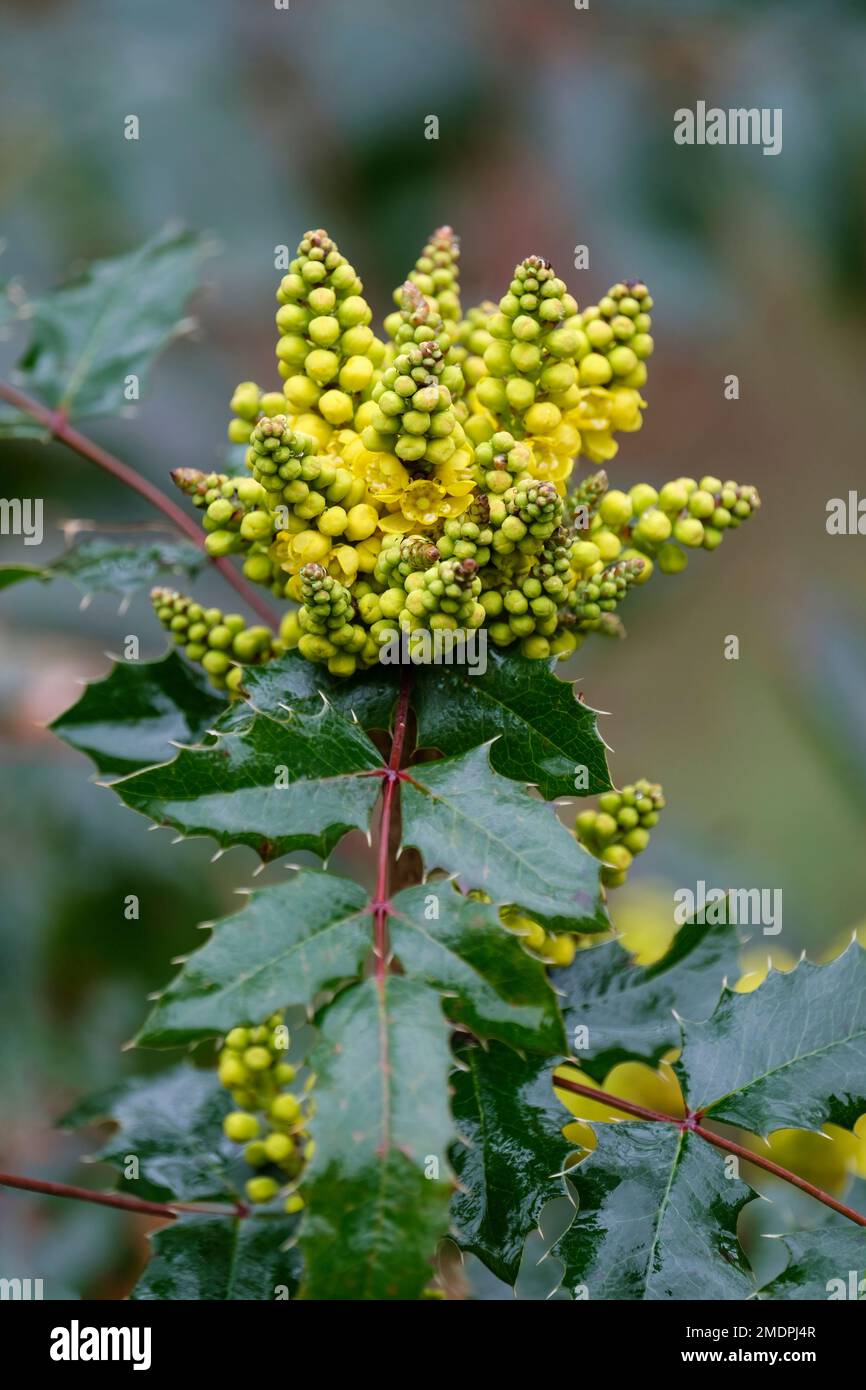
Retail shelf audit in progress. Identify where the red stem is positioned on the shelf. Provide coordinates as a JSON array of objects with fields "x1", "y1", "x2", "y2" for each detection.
[
  {"x1": 0, "y1": 379, "x2": 278, "y2": 629},
  {"x1": 373, "y1": 671, "x2": 413, "y2": 982},
  {"x1": 554, "y1": 1073, "x2": 866, "y2": 1228},
  {"x1": 0, "y1": 1170, "x2": 246, "y2": 1220}
]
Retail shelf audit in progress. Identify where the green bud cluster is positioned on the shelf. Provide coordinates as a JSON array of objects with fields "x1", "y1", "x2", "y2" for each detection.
[
  {"x1": 276, "y1": 229, "x2": 383, "y2": 422},
  {"x1": 565, "y1": 469, "x2": 608, "y2": 531},
  {"x1": 575, "y1": 778, "x2": 665, "y2": 888},
  {"x1": 170, "y1": 468, "x2": 279, "y2": 581},
  {"x1": 475, "y1": 256, "x2": 580, "y2": 427},
  {"x1": 296, "y1": 562, "x2": 369, "y2": 676},
  {"x1": 433, "y1": 499, "x2": 494, "y2": 567},
  {"x1": 373, "y1": 533, "x2": 441, "y2": 587},
  {"x1": 405, "y1": 224, "x2": 461, "y2": 325},
  {"x1": 151, "y1": 588, "x2": 278, "y2": 691},
  {"x1": 576, "y1": 279, "x2": 654, "y2": 391},
  {"x1": 246, "y1": 416, "x2": 367, "y2": 525},
  {"x1": 596, "y1": 474, "x2": 762, "y2": 576},
  {"x1": 363, "y1": 339, "x2": 464, "y2": 468},
  {"x1": 470, "y1": 430, "x2": 534, "y2": 493},
  {"x1": 455, "y1": 300, "x2": 496, "y2": 387},
  {"x1": 218, "y1": 1012, "x2": 310, "y2": 1213},
  {"x1": 398, "y1": 555, "x2": 484, "y2": 631},
  {"x1": 226, "y1": 381, "x2": 290, "y2": 444},
  {"x1": 564, "y1": 555, "x2": 646, "y2": 628}
]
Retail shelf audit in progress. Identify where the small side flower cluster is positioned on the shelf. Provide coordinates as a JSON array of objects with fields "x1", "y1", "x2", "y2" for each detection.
[
  {"x1": 155, "y1": 225, "x2": 760, "y2": 684},
  {"x1": 217, "y1": 1013, "x2": 312, "y2": 1212},
  {"x1": 575, "y1": 780, "x2": 666, "y2": 888}
]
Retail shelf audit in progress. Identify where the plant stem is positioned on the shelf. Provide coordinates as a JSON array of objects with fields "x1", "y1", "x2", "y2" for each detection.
[
  {"x1": 373, "y1": 671, "x2": 413, "y2": 982},
  {"x1": 0, "y1": 379, "x2": 278, "y2": 628},
  {"x1": 553, "y1": 1072, "x2": 866, "y2": 1228},
  {"x1": 0, "y1": 1170, "x2": 245, "y2": 1220}
]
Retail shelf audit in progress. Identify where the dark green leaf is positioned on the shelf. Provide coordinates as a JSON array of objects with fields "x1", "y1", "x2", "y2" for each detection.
[
  {"x1": 300, "y1": 975, "x2": 453, "y2": 1299},
  {"x1": 413, "y1": 650, "x2": 611, "y2": 799},
  {"x1": 0, "y1": 227, "x2": 208, "y2": 434},
  {"x1": 552, "y1": 915, "x2": 745, "y2": 1077},
  {"x1": 401, "y1": 745, "x2": 606, "y2": 934},
  {"x1": 113, "y1": 704, "x2": 383, "y2": 860},
  {"x1": 241, "y1": 649, "x2": 397, "y2": 733},
  {"x1": 51, "y1": 650, "x2": 226, "y2": 777},
  {"x1": 63, "y1": 1065, "x2": 237, "y2": 1204},
  {"x1": 0, "y1": 535, "x2": 204, "y2": 596},
  {"x1": 390, "y1": 885, "x2": 565, "y2": 1053},
  {"x1": 759, "y1": 1225, "x2": 866, "y2": 1301},
  {"x1": 138, "y1": 870, "x2": 370, "y2": 1046},
  {"x1": 559, "y1": 1123, "x2": 756, "y2": 1300},
  {"x1": 132, "y1": 1215, "x2": 303, "y2": 1301},
  {"x1": 683, "y1": 946, "x2": 866, "y2": 1135},
  {"x1": 450, "y1": 1041, "x2": 573, "y2": 1285}
]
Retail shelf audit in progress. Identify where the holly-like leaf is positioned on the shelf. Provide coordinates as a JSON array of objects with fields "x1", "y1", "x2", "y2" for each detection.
[
  {"x1": 137, "y1": 871, "x2": 370, "y2": 1047},
  {"x1": 552, "y1": 915, "x2": 745, "y2": 1077},
  {"x1": 467, "y1": 949, "x2": 866, "y2": 1299},
  {"x1": 63, "y1": 1065, "x2": 236, "y2": 1204},
  {"x1": 300, "y1": 975, "x2": 454, "y2": 1299},
  {"x1": 682, "y1": 946, "x2": 866, "y2": 1135},
  {"x1": 400, "y1": 745, "x2": 606, "y2": 934},
  {"x1": 412, "y1": 650, "x2": 611, "y2": 799},
  {"x1": 0, "y1": 227, "x2": 209, "y2": 435},
  {"x1": 0, "y1": 534, "x2": 205, "y2": 597},
  {"x1": 759, "y1": 1225, "x2": 866, "y2": 1301},
  {"x1": 560, "y1": 1123, "x2": 756, "y2": 1300},
  {"x1": 132, "y1": 1215, "x2": 303, "y2": 1301},
  {"x1": 113, "y1": 703, "x2": 383, "y2": 860},
  {"x1": 241, "y1": 649, "x2": 397, "y2": 733},
  {"x1": 450, "y1": 1042, "x2": 574, "y2": 1285},
  {"x1": 51, "y1": 650, "x2": 226, "y2": 777},
  {"x1": 389, "y1": 885, "x2": 566, "y2": 1054}
]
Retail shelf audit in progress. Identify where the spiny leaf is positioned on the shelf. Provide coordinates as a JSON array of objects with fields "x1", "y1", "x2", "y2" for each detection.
[
  {"x1": 137, "y1": 871, "x2": 370, "y2": 1047},
  {"x1": 759, "y1": 1224, "x2": 866, "y2": 1301},
  {"x1": 300, "y1": 975, "x2": 453, "y2": 1299},
  {"x1": 450, "y1": 1041, "x2": 574, "y2": 1285},
  {"x1": 390, "y1": 885, "x2": 566, "y2": 1054},
  {"x1": 241, "y1": 649, "x2": 397, "y2": 733},
  {"x1": 683, "y1": 945, "x2": 866, "y2": 1135},
  {"x1": 552, "y1": 915, "x2": 746, "y2": 1078},
  {"x1": 559, "y1": 1123, "x2": 756, "y2": 1300},
  {"x1": 51, "y1": 650, "x2": 226, "y2": 777},
  {"x1": 63, "y1": 1065, "x2": 236, "y2": 1204},
  {"x1": 132, "y1": 1215, "x2": 303, "y2": 1301},
  {"x1": 0, "y1": 227, "x2": 209, "y2": 434},
  {"x1": 113, "y1": 704, "x2": 383, "y2": 860},
  {"x1": 412, "y1": 650, "x2": 611, "y2": 799},
  {"x1": 400, "y1": 744, "x2": 607, "y2": 934},
  {"x1": 0, "y1": 535, "x2": 204, "y2": 596}
]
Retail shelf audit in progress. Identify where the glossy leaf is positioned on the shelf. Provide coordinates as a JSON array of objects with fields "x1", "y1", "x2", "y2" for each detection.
[
  {"x1": 300, "y1": 975, "x2": 453, "y2": 1299},
  {"x1": 241, "y1": 649, "x2": 398, "y2": 733},
  {"x1": 138, "y1": 871, "x2": 370, "y2": 1046},
  {"x1": 450, "y1": 1041, "x2": 574, "y2": 1285},
  {"x1": 390, "y1": 885, "x2": 566, "y2": 1054},
  {"x1": 63, "y1": 1065, "x2": 237, "y2": 1204},
  {"x1": 401, "y1": 744, "x2": 607, "y2": 934},
  {"x1": 553, "y1": 915, "x2": 745, "y2": 1077},
  {"x1": 0, "y1": 535, "x2": 204, "y2": 596},
  {"x1": 412, "y1": 650, "x2": 611, "y2": 799},
  {"x1": 559, "y1": 1123, "x2": 756, "y2": 1300},
  {"x1": 760, "y1": 1225, "x2": 866, "y2": 1301},
  {"x1": 0, "y1": 227, "x2": 208, "y2": 434},
  {"x1": 113, "y1": 704, "x2": 383, "y2": 860},
  {"x1": 132, "y1": 1215, "x2": 303, "y2": 1301},
  {"x1": 52, "y1": 650, "x2": 226, "y2": 777},
  {"x1": 683, "y1": 945, "x2": 866, "y2": 1135}
]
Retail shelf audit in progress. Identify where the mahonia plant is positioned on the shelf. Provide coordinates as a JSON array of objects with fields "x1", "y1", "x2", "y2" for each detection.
[{"x1": 2, "y1": 225, "x2": 864, "y2": 1303}]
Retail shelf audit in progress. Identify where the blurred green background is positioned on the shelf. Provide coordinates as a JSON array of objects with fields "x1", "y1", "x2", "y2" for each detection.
[{"x1": 1, "y1": 0, "x2": 865, "y2": 1296}]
